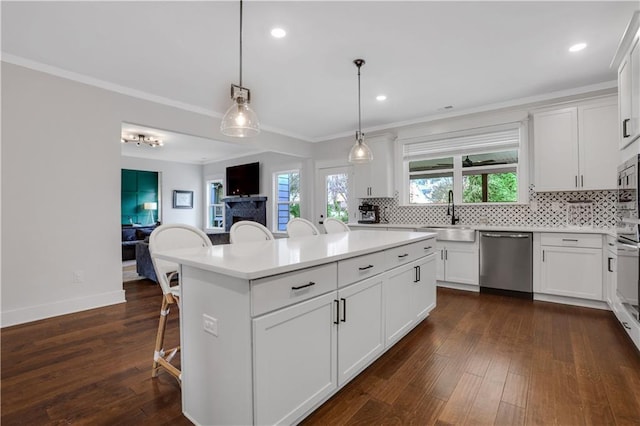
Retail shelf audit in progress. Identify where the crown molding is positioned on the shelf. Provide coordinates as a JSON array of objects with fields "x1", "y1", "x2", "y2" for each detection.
[{"x1": 1, "y1": 53, "x2": 314, "y2": 143}]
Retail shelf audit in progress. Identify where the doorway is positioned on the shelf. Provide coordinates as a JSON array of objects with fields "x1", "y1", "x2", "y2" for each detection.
[{"x1": 315, "y1": 165, "x2": 355, "y2": 230}]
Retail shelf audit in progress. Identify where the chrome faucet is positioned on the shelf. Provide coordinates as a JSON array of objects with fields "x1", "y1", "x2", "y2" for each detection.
[{"x1": 447, "y1": 190, "x2": 460, "y2": 225}]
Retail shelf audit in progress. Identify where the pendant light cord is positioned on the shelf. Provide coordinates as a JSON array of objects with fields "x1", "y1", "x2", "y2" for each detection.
[
  {"x1": 357, "y1": 63, "x2": 361, "y2": 137},
  {"x1": 239, "y1": 0, "x2": 243, "y2": 87}
]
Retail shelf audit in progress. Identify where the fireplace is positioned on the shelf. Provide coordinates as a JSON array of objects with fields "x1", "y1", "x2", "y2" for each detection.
[{"x1": 223, "y1": 196, "x2": 267, "y2": 231}]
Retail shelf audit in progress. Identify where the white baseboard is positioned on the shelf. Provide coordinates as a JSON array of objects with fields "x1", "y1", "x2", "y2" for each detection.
[
  {"x1": 1, "y1": 290, "x2": 126, "y2": 328},
  {"x1": 533, "y1": 293, "x2": 610, "y2": 311},
  {"x1": 437, "y1": 281, "x2": 480, "y2": 292}
]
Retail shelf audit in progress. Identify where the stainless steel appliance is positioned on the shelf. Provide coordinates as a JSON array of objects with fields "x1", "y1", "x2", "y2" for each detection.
[
  {"x1": 358, "y1": 203, "x2": 380, "y2": 224},
  {"x1": 480, "y1": 231, "x2": 533, "y2": 298},
  {"x1": 617, "y1": 155, "x2": 640, "y2": 322}
]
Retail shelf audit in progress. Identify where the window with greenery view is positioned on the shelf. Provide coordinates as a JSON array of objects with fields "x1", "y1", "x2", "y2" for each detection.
[
  {"x1": 401, "y1": 124, "x2": 524, "y2": 205},
  {"x1": 274, "y1": 170, "x2": 300, "y2": 231}
]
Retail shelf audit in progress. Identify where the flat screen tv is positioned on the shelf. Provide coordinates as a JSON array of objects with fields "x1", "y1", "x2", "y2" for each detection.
[{"x1": 226, "y1": 162, "x2": 260, "y2": 196}]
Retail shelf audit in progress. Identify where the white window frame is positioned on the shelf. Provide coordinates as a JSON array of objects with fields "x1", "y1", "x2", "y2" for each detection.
[
  {"x1": 205, "y1": 179, "x2": 225, "y2": 231},
  {"x1": 398, "y1": 121, "x2": 529, "y2": 206},
  {"x1": 272, "y1": 169, "x2": 300, "y2": 232}
]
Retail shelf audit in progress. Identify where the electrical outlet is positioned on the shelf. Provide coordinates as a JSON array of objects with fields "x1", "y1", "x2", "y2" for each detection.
[
  {"x1": 72, "y1": 270, "x2": 84, "y2": 284},
  {"x1": 203, "y1": 314, "x2": 218, "y2": 337}
]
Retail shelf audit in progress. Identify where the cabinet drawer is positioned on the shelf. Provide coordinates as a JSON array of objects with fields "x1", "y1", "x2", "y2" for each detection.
[
  {"x1": 251, "y1": 263, "x2": 337, "y2": 316},
  {"x1": 338, "y1": 251, "x2": 387, "y2": 288},
  {"x1": 540, "y1": 233, "x2": 602, "y2": 249},
  {"x1": 386, "y1": 239, "x2": 436, "y2": 269}
]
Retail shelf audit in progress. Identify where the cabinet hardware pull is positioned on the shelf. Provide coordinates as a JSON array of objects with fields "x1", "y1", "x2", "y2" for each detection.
[
  {"x1": 414, "y1": 265, "x2": 421, "y2": 283},
  {"x1": 608, "y1": 257, "x2": 613, "y2": 272},
  {"x1": 341, "y1": 298, "x2": 346, "y2": 322},
  {"x1": 398, "y1": 253, "x2": 409, "y2": 258},
  {"x1": 623, "y1": 118, "x2": 631, "y2": 138},
  {"x1": 417, "y1": 265, "x2": 421, "y2": 282},
  {"x1": 358, "y1": 264, "x2": 374, "y2": 271},
  {"x1": 542, "y1": 250, "x2": 545, "y2": 262},
  {"x1": 334, "y1": 299, "x2": 339, "y2": 325},
  {"x1": 291, "y1": 281, "x2": 315, "y2": 290},
  {"x1": 562, "y1": 239, "x2": 578, "y2": 242},
  {"x1": 441, "y1": 250, "x2": 444, "y2": 260},
  {"x1": 424, "y1": 246, "x2": 432, "y2": 250},
  {"x1": 445, "y1": 249, "x2": 448, "y2": 261},
  {"x1": 575, "y1": 175, "x2": 578, "y2": 187},
  {"x1": 622, "y1": 322, "x2": 631, "y2": 330},
  {"x1": 581, "y1": 175, "x2": 584, "y2": 187}
]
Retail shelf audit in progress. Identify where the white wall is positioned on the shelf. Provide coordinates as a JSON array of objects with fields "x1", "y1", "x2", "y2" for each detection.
[
  {"x1": 121, "y1": 156, "x2": 202, "y2": 227},
  {"x1": 1, "y1": 62, "x2": 310, "y2": 326}
]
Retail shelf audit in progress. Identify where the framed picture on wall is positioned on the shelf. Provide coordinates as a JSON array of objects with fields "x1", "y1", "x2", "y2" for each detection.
[{"x1": 173, "y1": 190, "x2": 194, "y2": 209}]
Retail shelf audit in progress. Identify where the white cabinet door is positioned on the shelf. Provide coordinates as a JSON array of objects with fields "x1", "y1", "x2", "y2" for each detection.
[
  {"x1": 578, "y1": 101, "x2": 618, "y2": 190},
  {"x1": 412, "y1": 253, "x2": 437, "y2": 321},
  {"x1": 605, "y1": 248, "x2": 617, "y2": 309},
  {"x1": 620, "y1": 56, "x2": 633, "y2": 148},
  {"x1": 354, "y1": 136, "x2": 394, "y2": 198},
  {"x1": 384, "y1": 263, "x2": 416, "y2": 346},
  {"x1": 630, "y1": 36, "x2": 640, "y2": 143},
  {"x1": 337, "y1": 276, "x2": 384, "y2": 386},
  {"x1": 435, "y1": 244, "x2": 445, "y2": 281},
  {"x1": 253, "y1": 292, "x2": 337, "y2": 426},
  {"x1": 533, "y1": 107, "x2": 579, "y2": 191},
  {"x1": 540, "y1": 246, "x2": 603, "y2": 300},
  {"x1": 441, "y1": 242, "x2": 479, "y2": 285}
]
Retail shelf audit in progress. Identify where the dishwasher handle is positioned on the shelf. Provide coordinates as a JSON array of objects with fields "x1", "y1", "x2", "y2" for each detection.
[{"x1": 481, "y1": 233, "x2": 530, "y2": 239}]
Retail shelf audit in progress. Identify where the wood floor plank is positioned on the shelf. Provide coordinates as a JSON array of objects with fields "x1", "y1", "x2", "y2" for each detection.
[
  {"x1": 494, "y1": 401, "x2": 525, "y2": 426},
  {"x1": 501, "y1": 372, "x2": 528, "y2": 408},
  {"x1": 435, "y1": 372, "x2": 483, "y2": 425}
]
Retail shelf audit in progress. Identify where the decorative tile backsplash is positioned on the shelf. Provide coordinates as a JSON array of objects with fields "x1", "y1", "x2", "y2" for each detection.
[{"x1": 368, "y1": 185, "x2": 617, "y2": 228}]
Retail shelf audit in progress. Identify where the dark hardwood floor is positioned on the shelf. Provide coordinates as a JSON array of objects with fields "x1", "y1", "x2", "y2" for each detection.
[{"x1": 2, "y1": 281, "x2": 639, "y2": 425}]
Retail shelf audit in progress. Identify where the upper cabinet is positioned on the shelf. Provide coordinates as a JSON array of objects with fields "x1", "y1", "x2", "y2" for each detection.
[
  {"x1": 354, "y1": 134, "x2": 395, "y2": 198},
  {"x1": 532, "y1": 97, "x2": 618, "y2": 192},
  {"x1": 613, "y1": 12, "x2": 640, "y2": 149}
]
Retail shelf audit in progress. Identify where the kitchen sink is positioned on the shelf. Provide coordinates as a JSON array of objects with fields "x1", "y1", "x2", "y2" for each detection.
[{"x1": 420, "y1": 226, "x2": 476, "y2": 242}]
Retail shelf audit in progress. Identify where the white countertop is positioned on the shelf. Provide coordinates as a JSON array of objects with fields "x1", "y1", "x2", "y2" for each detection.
[
  {"x1": 154, "y1": 230, "x2": 436, "y2": 280},
  {"x1": 349, "y1": 222, "x2": 615, "y2": 236}
]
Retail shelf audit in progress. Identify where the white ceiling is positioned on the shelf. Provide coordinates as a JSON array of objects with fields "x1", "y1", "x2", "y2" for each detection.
[{"x1": 2, "y1": 1, "x2": 638, "y2": 163}]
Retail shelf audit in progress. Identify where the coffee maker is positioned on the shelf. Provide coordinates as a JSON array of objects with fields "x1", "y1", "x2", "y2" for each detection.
[{"x1": 358, "y1": 202, "x2": 380, "y2": 224}]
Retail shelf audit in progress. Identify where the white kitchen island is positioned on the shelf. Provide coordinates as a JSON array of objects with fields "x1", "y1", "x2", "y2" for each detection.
[{"x1": 154, "y1": 230, "x2": 437, "y2": 426}]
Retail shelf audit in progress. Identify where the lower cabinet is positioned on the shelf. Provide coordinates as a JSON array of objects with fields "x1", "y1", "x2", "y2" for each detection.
[
  {"x1": 435, "y1": 241, "x2": 479, "y2": 285},
  {"x1": 253, "y1": 252, "x2": 436, "y2": 425},
  {"x1": 385, "y1": 254, "x2": 437, "y2": 346},
  {"x1": 337, "y1": 276, "x2": 384, "y2": 386},
  {"x1": 538, "y1": 233, "x2": 603, "y2": 300},
  {"x1": 253, "y1": 292, "x2": 338, "y2": 426}
]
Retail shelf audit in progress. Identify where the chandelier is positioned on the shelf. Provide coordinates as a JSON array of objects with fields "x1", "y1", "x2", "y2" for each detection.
[{"x1": 121, "y1": 134, "x2": 163, "y2": 148}]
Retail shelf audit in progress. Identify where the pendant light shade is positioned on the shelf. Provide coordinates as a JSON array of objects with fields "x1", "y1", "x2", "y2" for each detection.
[
  {"x1": 221, "y1": 86, "x2": 260, "y2": 137},
  {"x1": 348, "y1": 59, "x2": 373, "y2": 164},
  {"x1": 221, "y1": 0, "x2": 260, "y2": 137}
]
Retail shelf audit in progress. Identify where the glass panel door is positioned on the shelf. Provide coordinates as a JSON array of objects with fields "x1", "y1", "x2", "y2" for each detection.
[{"x1": 316, "y1": 166, "x2": 354, "y2": 228}]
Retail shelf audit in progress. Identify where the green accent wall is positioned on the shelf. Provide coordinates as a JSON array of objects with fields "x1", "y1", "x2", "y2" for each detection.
[{"x1": 121, "y1": 169, "x2": 159, "y2": 225}]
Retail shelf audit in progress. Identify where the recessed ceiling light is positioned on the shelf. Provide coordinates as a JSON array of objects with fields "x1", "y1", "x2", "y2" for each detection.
[
  {"x1": 569, "y1": 42, "x2": 587, "y2": 52},
  {"x1": 376, "y1": 95, "x2": 387, "y2": 101},
  {"x1": 271, "y1": 28, "x2": 286, "y2": 38}
]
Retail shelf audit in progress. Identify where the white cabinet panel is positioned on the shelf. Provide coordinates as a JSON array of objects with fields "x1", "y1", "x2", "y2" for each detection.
[
  {"x1": 436, "y1": 241, "x2": 479, "y2": 285},
  {"x1": 533, "y1": 98, "x2": 617, "y2": 191},
  {"x1": 337, "y1": 276, "x2": 384, "y2": 386},
  {"x1": 384, "y1": 263, "x2": 415, "y2": 346},
  {"x1": 533, "y1": 107, "x2": 579, "y2": 191},
  {"x1": 540, "y1": 246, "x2": 603, "y2": 300},
  {"x1": 413, "y1": 254, "x2": 437, "y2": 321},
  {"x1": 354, "y1": 136, "x2": 394, "y2": 198},
  {"x1": 253, "y1": 292, "x2": 337, "y2": 426}
]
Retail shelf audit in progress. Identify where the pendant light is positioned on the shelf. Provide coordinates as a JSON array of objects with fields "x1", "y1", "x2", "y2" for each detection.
[
  {"x1": 220, "y1": 0, "x2": 260, "y2": 138},
  {"x1": 348, "y1": 59, "x2": 373, "y2": 164}
]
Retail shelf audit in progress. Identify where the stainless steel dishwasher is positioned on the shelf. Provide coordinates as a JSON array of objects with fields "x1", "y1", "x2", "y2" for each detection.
[{"x1": 479, "y1": 231, "x2": 533, "y2": 299}]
